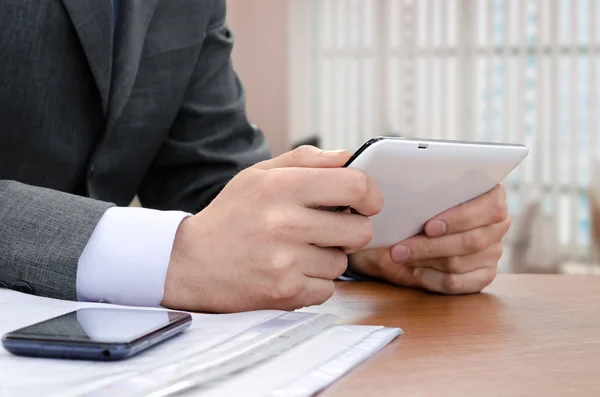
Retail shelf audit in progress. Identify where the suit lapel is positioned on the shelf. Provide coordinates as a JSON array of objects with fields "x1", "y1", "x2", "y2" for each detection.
[
  {"x1": 61, "y1": 0, "x2": 113, "y2": 115},
  {"x1": 107, "y1": 0, "x2": 160, "y2": 131}
]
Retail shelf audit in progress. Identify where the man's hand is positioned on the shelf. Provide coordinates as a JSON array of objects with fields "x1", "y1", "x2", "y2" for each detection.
[
  {"x1": 349, "y1": 184, "x2": 511, "y2": 294},
  {"x1": 161, "y1": 146, "x2": 383, "y2": 313}
]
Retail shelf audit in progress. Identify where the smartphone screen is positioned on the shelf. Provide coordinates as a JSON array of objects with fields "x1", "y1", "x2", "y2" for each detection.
[{"x1": 2, "y1": 308, "x2": 192, "y2": 360}]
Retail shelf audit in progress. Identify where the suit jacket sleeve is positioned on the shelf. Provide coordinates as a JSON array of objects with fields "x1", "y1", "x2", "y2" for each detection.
[
  {"x1": 0, "y1": 180, "x2": 113, "y2": 300},
  {"x1": 138, "y1": 1, "x2": 272, "y2": 213}
]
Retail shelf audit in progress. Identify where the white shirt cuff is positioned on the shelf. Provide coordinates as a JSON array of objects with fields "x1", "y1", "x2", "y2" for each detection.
[{"x1": 76, "y1": 207, "x2": 191, "y2": 307}]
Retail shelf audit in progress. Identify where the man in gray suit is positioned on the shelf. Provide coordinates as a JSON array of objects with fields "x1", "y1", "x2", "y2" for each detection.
[{"x1": 0, "y1": 0, "x2": 510, "y2": 312}]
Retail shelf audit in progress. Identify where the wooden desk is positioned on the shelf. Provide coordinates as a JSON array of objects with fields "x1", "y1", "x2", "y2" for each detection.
[{"x1": 314, "y1": 275, "x2": 600, "y2": 397}]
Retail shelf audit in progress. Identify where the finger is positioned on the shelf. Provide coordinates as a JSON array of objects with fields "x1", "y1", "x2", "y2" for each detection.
[
  {"x1": 409, "y1": 243, "x2": 504, "y2": 274},
  {"x1": 347, "y1": 248, "x2": 423, "y2": 289},
  {"x1": 424, "y1": 184, "x2": 508, "y2": 237},
  {"x1": 275, "y1": 167, "x2": 384, "y2": 216},
  {"x1": 390, "y1": 218, "x2": 511, "y2": 263},
  {"x1": 412, "y1": 266, "x2": 497, "y2": 295},
  {"x1": 345, "y1": 248, "x2": 387, "y2": 280},
  {"x1": 254, "y1": 145, "x2": 351, "y2": 170},
  {"x1": 298, "y1": 209, "x2": 373, "y2": 252},
  {"x1": 298, "y1": 278, "x2": 336, "y2": 307},
  {"x1": 277, "y1": 278, "x2": 336, "y2": 310},
  {"x1": 301, "y1": 246, "x2": 349, "y2": 280}
]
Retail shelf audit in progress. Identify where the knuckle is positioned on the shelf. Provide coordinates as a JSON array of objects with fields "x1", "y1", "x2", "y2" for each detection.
[
  {"x1": 444, "y1": 256, "x2": 462, "y2": 274},
  {"x1": 356, "y1": 217, "x2": 373, "y2": 247},
  {"x1": 497, "y1": 183, "x2": 507, "y2": 200},
  {"x1": 269, "y1": 168, "x2": 311, "y2": 201},
  {"x1": 323, "y1": 281, "x2": 336, "y2": 301},
  {"x1": 269, "y1": 212, "x2": 304, "y2": 239},
  {"x1": 373, "y1": 188, "x2": 385, "y2": 214},
  {"x1": 271, "y1": 251, "x2": 298, "y2": 273},
  {"x1": 262, "y1": 209, "x2": 288, "y2": 237},
  {"x1": 492, "y1": 198, "x2": 509, "y2": 223},
  {"x1": 311, "y1": 281, "x2": 335, "y2": 305},
  {"x1": 270, "y1": 283, "x2": 288, "y2": 301},
  {"x1": 463, "y1": 230, "x2": 486, "y2": 252},
  {"x1": 331, "y1": 251, "x2": 349, "y2": 276},
  {"x1": 238, "y1": 168, "x2": 267, "y2": 191},
  {"x1": 261, "y1": 207, "x2": 306, "y2": 241},
  {"x1": 442, "y1": 274, "x2": 462, "y2": 293},
  {"x1": 483, "y1": 268, "x2": 497, "y2": 288},
  {"x1": 420, "y1": 239, "x2": 436, "y2": 258},
  {"x1": 290, "y1": 145, "x2": 318, "y2": 163},
  {"x1": 504, "y1": 216, "x2": 512, "y2": 231},
  {"x1": 295, "y1": 145, "x2": 318, "y2": 156},
  {"x1": 492, "y1": 244, "x2": 505, "y2": 261},
  {"x1": 262, "y1": 169, "x2": 286, "y2": 195},
  {"x1": 347, "y1": 169, "x2": 370, "y2": 199},
  {"x1": 270, "y1": 277, "x2": 303, "y2": 301},
  {"x1": 472, "y1": 268, "x2": 498, "y2": 293},
  {"x1": 235, "y1": 166, "x2": 253, "y2": 178}
]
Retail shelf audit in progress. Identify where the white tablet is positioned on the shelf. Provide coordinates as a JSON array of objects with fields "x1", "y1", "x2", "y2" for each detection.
[{"x1": 343, "y1": 137, "x2": 529, "y2": 249}]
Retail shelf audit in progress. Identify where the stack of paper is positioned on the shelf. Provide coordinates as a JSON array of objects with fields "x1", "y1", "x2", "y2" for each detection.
[{"x1": 0, "y1": 289, "x2": 401, "y2": 397}]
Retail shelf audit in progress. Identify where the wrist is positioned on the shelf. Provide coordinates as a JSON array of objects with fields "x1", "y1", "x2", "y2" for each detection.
[{"x1": 162, "y1": 216, "x2": 194, "y2": 309}]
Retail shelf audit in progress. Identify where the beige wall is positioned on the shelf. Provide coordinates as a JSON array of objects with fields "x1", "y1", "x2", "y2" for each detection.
[{"x1": 226, "y1": 0, "x2": 290, "y2": 156}]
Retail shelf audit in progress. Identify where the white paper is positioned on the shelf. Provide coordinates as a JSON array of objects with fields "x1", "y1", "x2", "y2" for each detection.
[
  {"x1": 0, "y1": 290, "x2": 402, "y2": 397},
  {"x1": 267, "y1": 327, "x2": 401, "y2": 397},
  {"x1": 0, "y1": 290, "x2": 284, "y2": 396},
  {"x1": 187, "y1": 326, "x2": 402, "y2": 397}
]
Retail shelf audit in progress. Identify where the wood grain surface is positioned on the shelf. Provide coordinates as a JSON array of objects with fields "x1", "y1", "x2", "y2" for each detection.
[{"x1": 313, "y1": 275, "x2": 600, "y2": 397}]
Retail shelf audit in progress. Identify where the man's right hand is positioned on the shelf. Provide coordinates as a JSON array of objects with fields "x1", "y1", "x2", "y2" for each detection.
[{"x1": 161, "y1": 146, "x2": 384, "y2": 313}]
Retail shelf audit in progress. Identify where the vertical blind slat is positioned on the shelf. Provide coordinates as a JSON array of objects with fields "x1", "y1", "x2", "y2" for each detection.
[
  {"x1": 590, "y1": 0, "x2": 598, "y2": 177},
  {"x1": 535, "y1": 0, "x2": 544, "y2": 192},
  {"x1": 471, "y1": 0, "x2": 479, "y2": 140},
  {"x1": 486, "y1": 0, "x2": 493, "y2": 142},
  {"x1": 456, "y1": 0, "x2": 464, "y2": 142},
  {"x1": 425, "y1": 0, "x2": 433, "y2": 138},
  {"x1": 413, "y1": 0, "x2": 420, "y2": 138},
  {"x1": 570, "y1": 0, "x2": 579, "y2": 253},
  {"x1": 357, "y1": 0, "x2": 365, "y2": 147},
  {"x1": 550, "y1": 0, "x2": 560, "y2": 228},
  {"x1": 591, "y1": 0, "x2": 598, "y2": 265},
  {"x1": 502, "y1": 0, "x2": 511, "y2": 146},
  {"x1": 397, "y1": 0, "x2": 405, "y2": 137},
  {"x1": 441, "y1": 0, "x2": 448, "y2": 139},
  {"x1": 518, "y1": 0, "x2": 527, "y2": 208},
  {"x1": 346, "y1": 0, "x2": 355, "y2": 149}
]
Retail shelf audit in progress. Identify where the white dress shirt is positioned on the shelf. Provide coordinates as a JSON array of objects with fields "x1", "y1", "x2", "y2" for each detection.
[{"x1": 76, "y1": 207, "x2": 190, "y2": 307}]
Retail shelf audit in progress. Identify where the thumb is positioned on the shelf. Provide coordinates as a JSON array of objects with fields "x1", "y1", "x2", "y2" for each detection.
[{"x1": 254, "y1": 145, "x2": 351, "y2": 170}]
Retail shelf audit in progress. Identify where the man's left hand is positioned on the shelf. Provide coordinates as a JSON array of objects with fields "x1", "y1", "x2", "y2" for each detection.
[{"x1": 348, "y1": 184, "x2": 511, "y2": 294}]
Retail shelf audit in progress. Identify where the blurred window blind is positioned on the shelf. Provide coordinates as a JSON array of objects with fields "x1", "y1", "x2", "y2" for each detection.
[{"x1": 306, "y1": 0, "x2": 600, "y2": 260}]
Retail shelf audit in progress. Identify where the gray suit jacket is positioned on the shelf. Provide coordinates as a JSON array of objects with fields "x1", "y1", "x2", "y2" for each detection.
[{"x1": 0, "y1": 0, "x2": 271, "y2": 300}]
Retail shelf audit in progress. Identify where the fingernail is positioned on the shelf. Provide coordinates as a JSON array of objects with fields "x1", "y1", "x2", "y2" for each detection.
[
  {"x1": 391, "y1": 245, "x2": 411, "y2": 263},
  {"x1": 426, "y1": 220, "x2": 447, "y2": 237},
  {"x1": 323, "y1": 149, "x2": 348, "y2": 157}
]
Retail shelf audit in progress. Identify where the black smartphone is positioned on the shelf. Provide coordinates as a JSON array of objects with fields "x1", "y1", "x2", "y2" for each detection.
[{"x1": 1, "y1": 308, "x2": 192, "y2": 361}]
